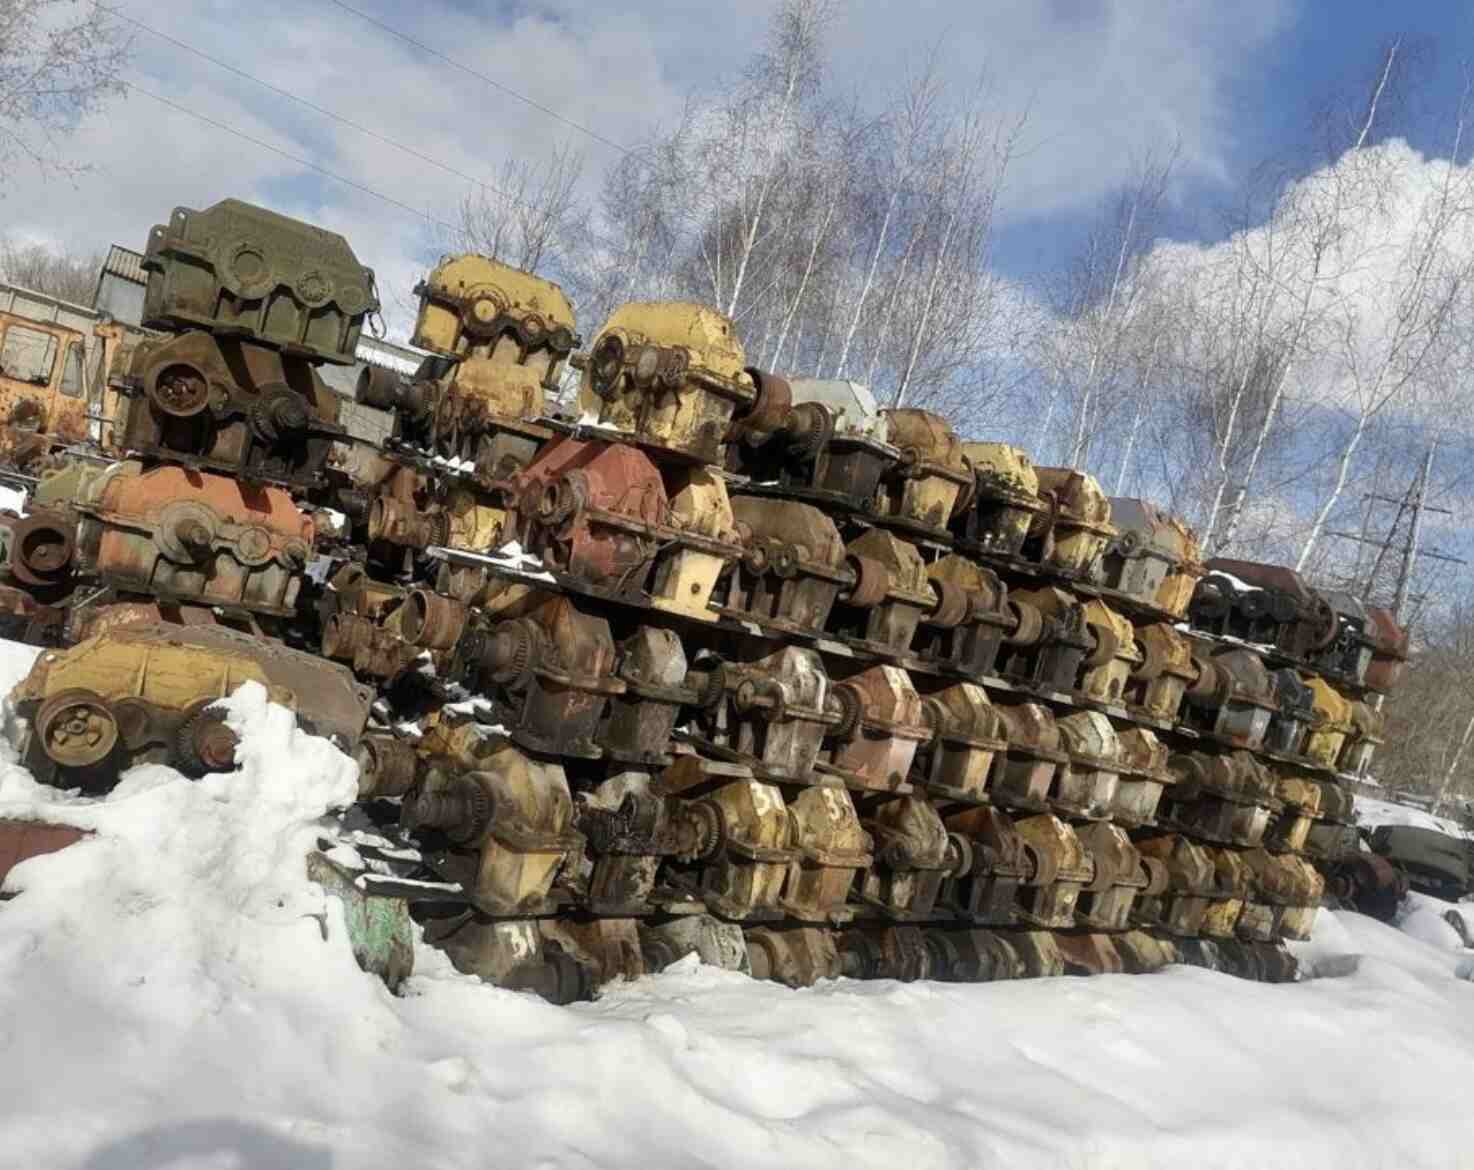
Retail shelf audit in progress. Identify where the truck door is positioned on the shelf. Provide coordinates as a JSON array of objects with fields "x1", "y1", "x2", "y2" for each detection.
[
  {"x1": 57, "y1": 339, "x2": 87, "y2": 442},
  {"x1": 0, "y1": 321, "x2": 59, "y2": 432}
]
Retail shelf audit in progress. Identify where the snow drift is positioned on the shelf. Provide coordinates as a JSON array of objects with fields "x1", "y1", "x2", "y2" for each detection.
[{"x1": 0, "y1": 639, "x2": 1472, "y2": 1170}]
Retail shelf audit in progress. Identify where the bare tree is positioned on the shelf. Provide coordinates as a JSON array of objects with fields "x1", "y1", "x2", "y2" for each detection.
[
  {"x1": 579, "y1": 3, "x2": 1024, "y2": 430},
  {"x1": 456, "y1": 144, "x2": 586, "y2": 277},
  {"x1": 688, "y1": 0, "x2": 835, "y2": 321},
  {"x1": 1377, "y1": 602, "x2": 1474, "y2": 810},
  {"x1": 1058, "y1": 148, "x2": 1177, "y2": 470},
  {"x1": 1111, "y1": 317, "x2": 1166, "y2": 496},
  {"x1": 0, "y1": 236, "x2": 100, "y2": 302},
  {"x1": 890, "y1": 83, "x2": 1022, "y2": 409},
  {"x1": 830, "y1": 57, "x2": 942, "y2": 380},
  {"x1": 578, "y1": 117, "x2": 693, "y2": 328},
  {"x1": 1295, "y1": 103, "x2": 1474, "y2": 569},
  {"x1": 1212, "y1": 161, "x2": 1351, "y2": 553},
  {"x1": 0, "y1": 0, "x2": 129, "y2": 183}
]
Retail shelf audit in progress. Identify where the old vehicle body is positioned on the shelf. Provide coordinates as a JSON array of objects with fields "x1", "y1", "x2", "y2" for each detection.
[{"x1": 0, "y1": 284, "x2": 148, "y2": 466}]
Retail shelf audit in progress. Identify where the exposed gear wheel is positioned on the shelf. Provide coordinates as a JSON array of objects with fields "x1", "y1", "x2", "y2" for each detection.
[
  {"x1": 829, "y1": 683, "x2": 864, "y2": 740},
  {"x1": 479, "y1": 620, "x2": 539, "y2": 686},
  {"x1": 447, "y1": 778, "x2": 494, "y2": 845},
  {"x1": 176, "y1": 706, "x2": 240, "y2": 776},
  {"x1": 249, "y1": 386, "x2": 311, "y2": 442}
]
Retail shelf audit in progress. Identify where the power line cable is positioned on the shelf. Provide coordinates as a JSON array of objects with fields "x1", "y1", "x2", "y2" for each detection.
[
  {"x1": 109, "y1": 10, "x2": 627, "y2": 253},
  {"x1": 121, "y1": 80, "x2": 460, "y2": 234},
  {"x1": 322, "y1": 0, "x2": 633, "y2": 157},
  {"x1": 111, "y1": 10, "x2": 499, "y2": 198}
]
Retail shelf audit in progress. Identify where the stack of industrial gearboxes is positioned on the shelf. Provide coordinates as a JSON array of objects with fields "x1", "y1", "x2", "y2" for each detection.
[{"x1": 0, "y1": 199, "x2": 1410, "y2": 1002}]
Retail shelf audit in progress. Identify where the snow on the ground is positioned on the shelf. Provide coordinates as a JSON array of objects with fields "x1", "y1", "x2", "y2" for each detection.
[
  {"x1": 1, "y1": 639, "x2": 1473, "y2": 1169},
  {"x1": 1356, "y1": 795, "x2": 1472, "y2": 838},
  {"x1": 0, "y1": 484, "x2": 27, "y2": 515}
]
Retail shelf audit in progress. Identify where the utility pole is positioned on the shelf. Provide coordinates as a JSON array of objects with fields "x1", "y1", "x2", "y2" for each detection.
[
  {"x1": 1327, "y1": 443, "x2": 1461, "y2": 622},
  {"x1": 1393, "y1": 442, "x2": 1435, "y2": 624},
  {"x1": 1324, "y1": 445, "x2": 1469, "y2": 811}
]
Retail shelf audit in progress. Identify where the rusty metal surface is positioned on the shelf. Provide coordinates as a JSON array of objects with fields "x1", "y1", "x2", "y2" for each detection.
[
  {"x1": 405, "y1": 740, "x2": 580, "y2": 915},
  {"x1": 719, "y1": 496, "x2": 849, "y2": 634},
  {"x1": 991, "y1": 702, "x2": 1068, "y2": 812},
  {"x1": 1127, "y1": 623, "x2": 1196, "y2": 723},
  {"x1": 114, "y1": 332, "x2": 345, "y2": 486},
  {"x1": 1110, "y1": 727, "x2": 1175, "y2": 828},
  {"x1": 0, "y1": 819, "x2": 88, "y2": 889},
  {"x1": 577, "y1": 301, "x2": 755, "y2": 464},
  {"x1": 1052, "y1": 711, "x2": 1122, "y2": 821},
  {"x1": 825, "y1": 664, "x2": 930, "y2": 793},
  {"x1": 456, "y1": 594, "x2": 623, "y2": 759},
  {"x1": 1101, "y1": 499, "x2": 1203, "y2": 617},
  {"x1": 0, "y1": 310, "x2": 94, "y2": 460},
  {"x1": 1077, "y1": 599, "x2": 1140, "y2": 704},
  {"x1": 699, "y1": 646, "x2": 838, "y2": 781},
  {"x1": 1302, "y1": 675, "x2": 1355, "y2": 768},
  {"x1": 1263, "y1": 668, "x2": 1314, "y2": 756},
  {"x1": 641, "y1": 916, "x2": 750, "y2": 974},
  {"x1": 1026, "y1": 468, "x2": 1116, "y2": 576},
  {"x1": 875, "y1": 409, "x2": 971, "y2": 534},
  {"x1": 1363, "y1": 606, "x2": 1409, "y2": 693},
  {"x1": 0, "y1": 508, "x2": 75, "y2": 591},
  {"x1": 913, "y1": 680, "x2": 1006, "y2": 804},
  {"x1": 1132, "y1": 833, "x2": 1217, "y2": 936},
  {"x1": 74, "y1": 462, "x2": 313, "y2": 616},
  {"x1": 512, "y1": 435, "x2": 666, "y2": 593},
  {"x1": 648, "y1": 468, "x2": 740, "y2": 621},
  {"x1": 1013, "y1": 814, "x2": 1092, "y2": 928},
  {"x1": 14, "y1": 621, "x2": 371, "y2": 785},
  {"x1": 745, "y1": 926, "x2": 840, "y2": 987},
  {"x1": 1340, "y1": 699, "x2": 1384, "y2": 777},
  {"x1": 603, "y1": 627, "x2": 688, "y2": 764},
  {"x1": 782, "y1": 784, "x2": 872, "y2": 924},
  {"x1": 940, "y1": 806, "x2": 1030, "y2": 926},
  {"x1": 354, "y1": 734, "x2": 419, "y2": 800},
  {"x1": 1000, "y1": 586, "x2": 1092, "y2": 692},
  {"x1": 727, "y1": 379, "x2": 897, "y2": 505},
  {"x1": 955, "y1": 442, "x2": 1041, "y2": 557},
  {"x1": 838, "y1": 925, "x2": 933, "y2": 981},
  {"x1": 1192, "y1": 560, "x2": 1358, "y2": 674},
  {"x1": 142, "y1": 199, "x2": 376, "y2": 363},
  {"x1": 1328, "y1": 850, "x2": 1408, "y2": 921},
  {"x1": 827, "y1": 528, "x2": 934, "y2": 651},
  {"x1": 913, "y1": 555, "x2": 1011, "y2": 676},
  {"x1": 859, "y1": 795, "x2": 954, "y2": 919},
  {"x1": 697, "y1": 779, "x2": 794, "y2": 920},
  {"x1": 322, "y1": 612, "x2": 418, "y2": 681},
  {"x1": 1182, "y1": 644, "x2": 1276, "y2": 748}
]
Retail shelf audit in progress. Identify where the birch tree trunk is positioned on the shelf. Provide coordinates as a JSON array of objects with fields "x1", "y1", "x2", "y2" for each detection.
[{"x1": 1113, "y1": 333, "x2": 1162, "y2": 495}]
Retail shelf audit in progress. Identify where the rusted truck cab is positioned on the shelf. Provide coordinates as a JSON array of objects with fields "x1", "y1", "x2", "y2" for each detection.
[
  {"x1": 0, "y1": 284, "x2": 149, "y2": 467},
  {"x1": 0, "y1": 310, "x2": 91, "y2": 465}
]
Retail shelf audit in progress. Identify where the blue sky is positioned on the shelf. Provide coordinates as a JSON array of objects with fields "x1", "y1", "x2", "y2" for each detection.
[
  {"x1": 11, "y1": 0, "x2": 1474, "y2": 597},
  {"x1": 10, "y1": 0, "x2": 1474, "y2": 328},
  {"x1": 986, "y1": 0, "x2": 1474, "y2": 279}
]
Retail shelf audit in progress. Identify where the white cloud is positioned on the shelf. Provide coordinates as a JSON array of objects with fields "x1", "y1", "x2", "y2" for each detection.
[
  {"x1": 1, "y1": 0, "x2": 685, "y2": 336},
  {"x1": 825, "y1": 0, "x2": 1296, "y2": 222},
  {"x1": 1145, "y1": 138, "x2": 1474, "y2": 428},
  {"x1": 2, "y1": 0, "x2": 1297, "y2": 335}
]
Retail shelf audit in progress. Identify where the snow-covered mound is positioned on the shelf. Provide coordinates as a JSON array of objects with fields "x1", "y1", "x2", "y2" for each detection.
[
  {"x1": 1356, "y1": 795, "x2": 1472, "y2": 838},
  {"x1": 1, "y1": 639, "x2": 1473, "y2": 1169}
]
